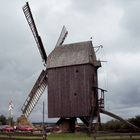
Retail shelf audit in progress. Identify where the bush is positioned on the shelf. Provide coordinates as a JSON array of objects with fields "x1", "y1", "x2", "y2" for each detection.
[{"x1": 0, "y1": 115, "x2": 7, "y2": 125}]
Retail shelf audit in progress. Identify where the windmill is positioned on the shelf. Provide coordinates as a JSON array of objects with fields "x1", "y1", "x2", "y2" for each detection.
[{"x1": 20, "y1": 2, "x2": 139, "y2": 132}]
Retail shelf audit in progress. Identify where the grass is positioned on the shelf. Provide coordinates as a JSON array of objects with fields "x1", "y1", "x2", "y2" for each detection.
[
  {"x1": 0, "y1": 132, "x2": 140, "y2": 140},
  {"x1": 48, "y1": 133, "x2": 90, "y2": 140},
  {"x1": 48, "y1": 133, "x2": 140, "y2": 140}
]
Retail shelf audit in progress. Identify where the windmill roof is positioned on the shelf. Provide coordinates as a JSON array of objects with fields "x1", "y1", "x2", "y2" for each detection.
[{"x1": 47, "y1": 41, "x2": 100, "y2": 69}]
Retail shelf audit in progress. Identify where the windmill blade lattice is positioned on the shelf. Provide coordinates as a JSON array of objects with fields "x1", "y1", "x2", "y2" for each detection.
[
  {"x1": 55, "y1": 26, "x2": 68, "y2": 47},
  {"x1": 23, "y1": 2, "x2": 47, "y2": 63},
  {"x1": 21, "y1": 70, "x2": 48, "y2": 118}
]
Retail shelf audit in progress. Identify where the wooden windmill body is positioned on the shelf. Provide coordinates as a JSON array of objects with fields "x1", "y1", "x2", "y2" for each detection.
[{"x1": 47, "y1": 41, "x2": 101, "y2": 119}]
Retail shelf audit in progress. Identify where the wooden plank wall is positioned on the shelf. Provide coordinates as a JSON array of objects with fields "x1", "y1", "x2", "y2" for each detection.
[{"x1": 48, "y1": 64, "x2": 97, "y2": 118}]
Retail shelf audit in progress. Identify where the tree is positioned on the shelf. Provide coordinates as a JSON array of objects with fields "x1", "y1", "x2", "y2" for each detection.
[
  {"x1": 102, "y1": 120, "x2": 123, "y2": 131},
  {"x1": 128, "y1": 115, "x2": 140, "y2": 128},
  {"x1": 0, "y1": 115, "x2": 7, "y2": 125},
  {"x1": 101, "y1": 115, "x2": 140, "y2": 131}
]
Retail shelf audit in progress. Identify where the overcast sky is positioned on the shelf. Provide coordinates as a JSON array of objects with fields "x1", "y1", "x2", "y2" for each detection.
[{"x1": 0, "y1": 0, "x2": 140, "y2": 123}]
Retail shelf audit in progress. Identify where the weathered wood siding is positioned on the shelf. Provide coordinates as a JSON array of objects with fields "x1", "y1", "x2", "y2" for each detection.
[{"x1": 48, "y1": 64, "x2": 98, "y2": 118}]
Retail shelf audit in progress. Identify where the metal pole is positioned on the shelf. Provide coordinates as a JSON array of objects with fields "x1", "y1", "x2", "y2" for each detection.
[
  {"x1": 43, "y1": 101, "x2": 44, "y2": 129},
  {"x1": 42, "y1": 101, "x2": 47, "y2": 140},
  {"x1": 42, "y1": 101, "x2": 45, "y2": 139}
]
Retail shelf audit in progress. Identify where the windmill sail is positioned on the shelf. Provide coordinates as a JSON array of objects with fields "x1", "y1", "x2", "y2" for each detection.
[
  {"x1": 21, "y1": 70, "x2": 47, "y2": 118},
  {"x1": 55, "y1": 26, "x2": 68, "y2": 47},
  {"x1": 22, "y1": 2, "x2": 47, "y2": 63}
]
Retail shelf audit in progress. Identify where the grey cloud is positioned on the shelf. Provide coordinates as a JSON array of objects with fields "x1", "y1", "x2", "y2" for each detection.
[
  {"x1": 121, "y1": 0, "x2": 140, "y2": 37},
  {"x1": 71, "y1": 0, "x2": 107, "y2": 14},
  {"x1": 103, "y1": 52, "x2": 140, "y2": 113}
]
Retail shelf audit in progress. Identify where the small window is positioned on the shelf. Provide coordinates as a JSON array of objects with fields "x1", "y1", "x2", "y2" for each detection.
[{"x1": 76, "y1": 69, "x2": 79, "y2": 73}]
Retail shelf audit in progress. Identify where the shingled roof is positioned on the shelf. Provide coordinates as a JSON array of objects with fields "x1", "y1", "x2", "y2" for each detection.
[{"x1": 47, "y1": 41, "x2": 100, "y2": 69}]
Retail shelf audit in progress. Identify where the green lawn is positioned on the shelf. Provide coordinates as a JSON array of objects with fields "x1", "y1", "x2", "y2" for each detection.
[
  {"x1": 48, "y1": 133, "x2": 140, "y2": 140},
  {"x1": 0, "y1": 133, "x2": 140, "y2": 140},
  {"x1": 48, "y1": 133, "x2": 90, "y2": 140}
]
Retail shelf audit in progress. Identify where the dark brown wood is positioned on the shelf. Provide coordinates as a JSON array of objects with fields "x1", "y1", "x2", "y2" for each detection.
[
  {"x1": 47, "y1": 41, "x2": 100, "y2": 119},
  {"x1": 48, "y1": 64, "x2": 98, "y2": 118}
]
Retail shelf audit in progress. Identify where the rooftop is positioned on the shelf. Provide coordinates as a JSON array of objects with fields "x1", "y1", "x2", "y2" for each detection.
[{"x1": 47, "y1": 41, "x2": 100, "y2": 69}]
